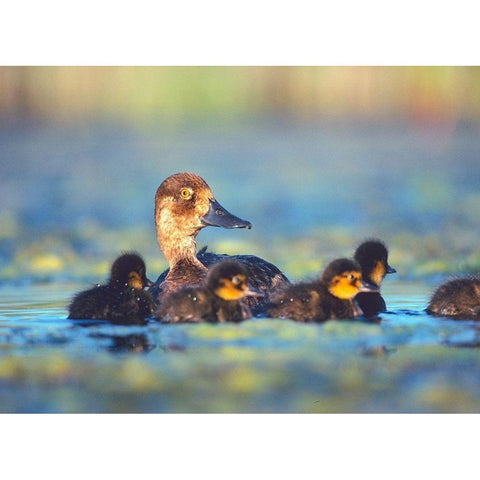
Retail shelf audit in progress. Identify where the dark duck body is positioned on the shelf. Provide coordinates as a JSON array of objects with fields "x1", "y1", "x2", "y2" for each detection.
[
  {"x1": 353, "y1": 239, "x2": 396, "y2": 316},
  {"x1": 262, "y1": 258, "x2": 378, "y2": 322},
  {"x1": 68, "y1": 253, "x2": 154, "y2": 325},
  {"x1": 427, "y1": 277, "x2": 480, "y2": 319},
  {"x1": 149, "y1": 173, "x2": 289, "y2": 307},
  {"x1": 156, "y1": 260, "x2": 261, "y2": 323}
]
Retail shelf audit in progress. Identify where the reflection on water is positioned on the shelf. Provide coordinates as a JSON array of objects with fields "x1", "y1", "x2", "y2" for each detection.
[
  {"x1": 2, "y1": 282, "x2": 480, "y2": 413},
  {"x1": 91, "y1": 333, "x2": 156, "y2": 354}
]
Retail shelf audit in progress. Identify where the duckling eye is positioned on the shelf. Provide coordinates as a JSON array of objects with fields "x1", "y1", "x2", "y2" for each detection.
[
  {"x1": 348, "y1": 274, "x2": 355, "y2": 280},
  {"x1": 231, "y1": 276, "x2": 241, "y2": 285},
  {"x1": 180, "y1": 188, "x2": 192, "y2": 199}
]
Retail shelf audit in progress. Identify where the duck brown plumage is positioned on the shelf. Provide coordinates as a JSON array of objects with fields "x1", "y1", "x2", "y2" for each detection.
[
  {"x1": 156, "y1": 260, "x2": 261, "y2": 323},
  {"x1": 353, "y1": 239, "x2": 396, "y2": 316},
  {"x1": 261, "y1": 258, "x2": 378, "y2": 322},
  {"x1": 426, "y1": 276, "x2": 480, "y2": 319},
  {"x1": 68, "y1": 252, "x2": 154, "y2": 325},
  {"x1": 149, "y1": 172, "x2": 289, "y2": 307}
]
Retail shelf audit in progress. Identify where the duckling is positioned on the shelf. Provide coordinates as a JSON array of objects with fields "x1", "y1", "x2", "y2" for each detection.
[
  {"x1": 68, "y1": 252, "x2": 154, "y2": 325},
  {"x1": 426, "y1": 277, "x2": 480, "y2": 319},
  {"x1": 156, "y1": 260, "x2": 261, "y2": 323},
  {"x1": 149, "y1": 172, "x2": 289, "y2": 306},
  {"x1": 262, "y1": 258, "x2": 379, "y2": 322},
  {"x1": 353, "y1": 239, "x2": 396, "y2": 316}
]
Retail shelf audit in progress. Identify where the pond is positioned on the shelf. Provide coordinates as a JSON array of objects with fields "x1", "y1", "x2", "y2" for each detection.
[
  {"x1": 1, "y1": 118, "x2": 480, "y2": 413},
  {"x1": 1, "y1": 281, "x2": 480, "y2": 413}
]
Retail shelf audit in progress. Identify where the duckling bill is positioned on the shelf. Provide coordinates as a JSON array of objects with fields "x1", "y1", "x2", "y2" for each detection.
[
  {"x1": 68, "y1": 252, "x2": 154, "y2": 325},
  {"x1": 353, "y1": 239, "x2": 396, "y2": 316},
  {"x1": 427, "y1": 277, "x2": 480, "y2": 319},
  {"x1": 156, "y1": 260, "x2": 262, "y2": 323},
  {"x1": 261, "y1": 258, "x2": 378, "y2": 322},
  {"x1": 150, "y1": 172, "x2": 289, "y2": 306}
]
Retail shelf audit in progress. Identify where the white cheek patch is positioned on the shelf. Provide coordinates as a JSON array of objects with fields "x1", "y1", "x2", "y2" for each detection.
[{"x1": 159, "y1": 208, "x2": 175, "y2": 230}]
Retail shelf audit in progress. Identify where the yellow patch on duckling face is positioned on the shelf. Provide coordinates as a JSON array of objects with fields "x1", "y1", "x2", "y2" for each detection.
[
  {"x1": 328, "y1": 271, "x2": 363, "y2": 299},
  {"x1": 214, "y1": 274, "x2": 247, "y2": 301},
  {"x1": 128, "y1": 271, "x2": 144, "y2": 290},
  {"x1": 370, "y1": 260, "x2": 386, "y2": 286}
]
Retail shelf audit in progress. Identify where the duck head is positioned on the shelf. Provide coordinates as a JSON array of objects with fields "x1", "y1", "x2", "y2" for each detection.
[
  {"x1": 154, "y1": 173, "x2": 251, "y2": 265},
  {"x1": 109, "y1": 252, "x2": 154, "y2": 290},
  {"x1": 206, "y1": 260, "x2": 263, "y2": 301},
  {"x1": 323, "y1": 258, "x2": 379, "y2": 300},
  {"x1": 354, "y1": 239, "x2": 396, "y2": 287}
]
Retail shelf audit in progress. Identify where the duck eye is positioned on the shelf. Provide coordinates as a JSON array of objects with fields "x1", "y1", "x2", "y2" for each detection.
[
  {"x1": 348, "y1": 274, "x2": 355, "y2": 280},
  {"x1": 180, "y1": 188, "x2": 192, "y2": 199},
  {"x1": 231, "y1": 276, "x2": 241, "y2": 285}
]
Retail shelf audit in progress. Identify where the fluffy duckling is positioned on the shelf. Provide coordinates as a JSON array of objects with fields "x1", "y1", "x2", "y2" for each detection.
[
  {"x1": 150, "y1": 172, "x2": 289, "y2": 306},
  {"x1": 156, "y1": 260, "x2": 261, "y2": 323},
  {"x1": 353, "y1": 239, "x2": 396, "y2": 316},
  {"x1": 426, "y1": 277, "x2": 480, "y2": 319},
  {"x1": 262, "y1": 258, "x2": 378, "y2": 322},
  {"x1": 68, "y1": 253, "x2": 154, "y2": 325}
]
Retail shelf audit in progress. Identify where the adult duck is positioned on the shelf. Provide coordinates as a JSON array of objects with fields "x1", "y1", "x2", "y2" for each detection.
[{"x1": 149, "y1": 172, "x2": 289, "y2": 306}]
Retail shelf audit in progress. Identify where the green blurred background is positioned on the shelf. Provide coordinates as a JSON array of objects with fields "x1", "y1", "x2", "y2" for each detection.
[
  {"x1": 1, "y1": 66, "x2": 480, "y2": 283},
  {"x1": 2, "y1": 67, "x2": 480, "y2": 122}
]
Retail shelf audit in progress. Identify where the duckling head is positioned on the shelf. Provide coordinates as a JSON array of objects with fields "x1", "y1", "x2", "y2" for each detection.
[
  {"x1": 109, "y1": 252, "x2": 154, "y2": 290},
  {"x1": 206, "y1": 260, "x2": 262, "y2": 301},
  {"x1": 354, "y1": 239, "x2": 396, "y2": 287},
  {"x1": 323, "y1": 258, "x2": 379, "y2": 300},
  {"x1": 154, "y1": 173, "x2": 251, "y2": 264}
]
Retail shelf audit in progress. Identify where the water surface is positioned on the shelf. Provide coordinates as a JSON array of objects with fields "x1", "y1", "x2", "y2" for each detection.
[
  {"x1": 1, "y1": 281, "x2": 480, "y2": 413},
  {"x1": 2, "y1": 119, "x2": 480, "y2": 412}
]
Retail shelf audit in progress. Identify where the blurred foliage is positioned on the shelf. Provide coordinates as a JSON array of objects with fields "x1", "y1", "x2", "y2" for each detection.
[
  {"x1": 1, "y1": 66, "x2": 480, "y2": 124},
  {"x1": 1, "y1": 67, "x2": 480, "y2": 284},
  {"x1": 2, "y1": 223, "x2": 480, "y2": 285}
]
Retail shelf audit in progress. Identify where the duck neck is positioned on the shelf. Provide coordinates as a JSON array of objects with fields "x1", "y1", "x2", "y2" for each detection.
[
  {"x1": 156, "y1": 225, "x2": 205, "y2": 271},
  {"x1": 365, "y1": 261, "x2": 384, "y2": 287}
]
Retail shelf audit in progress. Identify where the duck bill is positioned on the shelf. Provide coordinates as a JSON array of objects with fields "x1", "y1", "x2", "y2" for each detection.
[
  {"x1": 386, "y1": 264, "x2": 396, "y2": 274},
  {"x1": 358, "y1": 280, "x2": 380, "y2": 293},
  {"x1": 201, "y1": 199, "x2": 252, "y2": 229}
]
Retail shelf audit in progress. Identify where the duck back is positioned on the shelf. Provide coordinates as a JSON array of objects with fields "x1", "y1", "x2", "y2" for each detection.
[
  {"x1": 427, "y1": 277, "x2": 480, "y2": 319},
  {"x1": 156, "y1": 286, "x2": 213, "y2": 323},
  {"x1": 68, "y1": 285, "x2": 154, "y2": 325},
  {"x1": 262, "y1": 282, "x2": 323, "y2": 322},
  {"x1": 261, "y1": 281, "x2": 358, "y2": 322}
]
